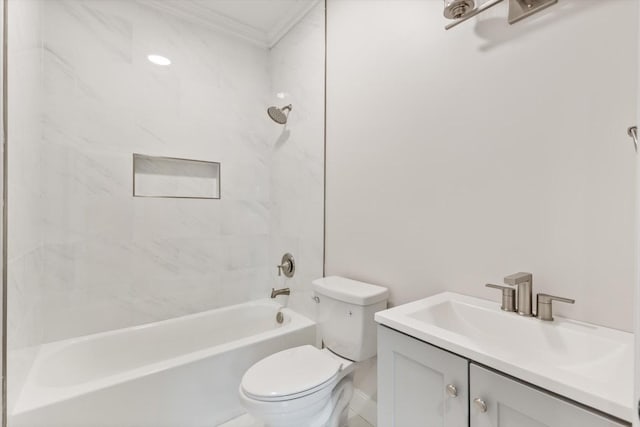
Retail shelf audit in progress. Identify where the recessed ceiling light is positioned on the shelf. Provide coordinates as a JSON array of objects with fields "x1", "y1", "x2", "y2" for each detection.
[{"x1": 147, "y1": 54, "x2": 171, "y2": 66}]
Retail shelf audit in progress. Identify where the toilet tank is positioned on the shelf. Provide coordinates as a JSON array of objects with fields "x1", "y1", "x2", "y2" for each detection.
[{"x1": 312, "y1": 276, "x2": 389, "y2": 362}]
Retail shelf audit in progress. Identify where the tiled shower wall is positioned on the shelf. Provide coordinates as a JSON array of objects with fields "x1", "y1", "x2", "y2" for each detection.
[
  {"x1": 268, "y1": 2, "x2": 325, "y2": 322},
  {"x1": 7, "y1": 0, "x2": 44, "y2": 352},
  {"x1": 6, "y1": 0, "x2": 45, "y2": 411},
  {"x1": 37, "y1": 0, "x2": 273, "y2": 342},
  {"x1": 8, "y1": 0, "x2": 324, "y2": 356}
]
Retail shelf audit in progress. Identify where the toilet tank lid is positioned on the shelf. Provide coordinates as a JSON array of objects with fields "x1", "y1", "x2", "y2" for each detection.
[{"x1": 312, "y1": 276, "x2": 388, "y2": 306}]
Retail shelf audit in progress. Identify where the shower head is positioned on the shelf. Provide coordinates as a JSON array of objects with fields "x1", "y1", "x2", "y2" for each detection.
[
  {"x1": 267, "y1": 104, "x2": 292, "y2": 125},
  {"x1": 443, "y1": 0, "x2": 475, "y2": 19}
]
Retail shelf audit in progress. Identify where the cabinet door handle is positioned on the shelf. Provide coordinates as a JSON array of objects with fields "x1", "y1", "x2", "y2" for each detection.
[
  {"x1": 446, "y1": 384, "x2": 458, "y2": 398},
  {"x1": 473, "y1": 397, "x2": 487, "y2": 413}
]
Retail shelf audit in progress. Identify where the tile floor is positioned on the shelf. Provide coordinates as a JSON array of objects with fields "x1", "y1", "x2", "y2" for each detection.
[{"x1": 220, "y1": 410, "x2": 373, "y2": 427}]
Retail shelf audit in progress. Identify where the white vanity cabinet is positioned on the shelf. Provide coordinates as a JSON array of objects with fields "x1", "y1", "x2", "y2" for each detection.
[
  {"x1": 470, "y1": 364, "x2": 627, "y2": 427},
  {"x1": 378, "y1": 325, "x2": 630, "y2": 427},
  {"x1": 377, "y1": 325, "x2": 468, "y2": 427}
]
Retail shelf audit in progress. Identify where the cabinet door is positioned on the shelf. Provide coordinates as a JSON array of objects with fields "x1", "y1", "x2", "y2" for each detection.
[
  {"x1": 377, "y1": 325, "x2": 468, "y2": 427},
  {"x1": 470, "y1": 364, "x2": 628, "y2": 427}
]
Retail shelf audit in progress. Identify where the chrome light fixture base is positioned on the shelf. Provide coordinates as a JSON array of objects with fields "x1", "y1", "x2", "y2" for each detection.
[
  {"x1": 443, "y1": 0, "x2": 476, "y2": 20},
  {"x1": 444, "y1": 0, "x2": 557, "y2": 30},
  {"x1": 507, "y1": 0, "x2": 557, "y2": 25}
]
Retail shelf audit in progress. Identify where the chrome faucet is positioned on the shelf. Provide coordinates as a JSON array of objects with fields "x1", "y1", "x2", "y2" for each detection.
[
  {"x1": 271, "y1": 287, "x2": 290, "y2": 298},
  {"x1": 487, "y1": 272, "x2": 576, "y2": 322},
  {"x1": 504, "y1": 272, "x2": 533, "y2": 317}
]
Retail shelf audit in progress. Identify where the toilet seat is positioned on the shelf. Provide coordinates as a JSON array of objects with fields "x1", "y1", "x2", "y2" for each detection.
[{"x1": 240, "y1": 345, "x2": 345, "y2": 402}]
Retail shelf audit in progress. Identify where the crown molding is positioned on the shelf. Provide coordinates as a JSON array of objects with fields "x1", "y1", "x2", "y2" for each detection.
[
  {"x1": 140, "y1": 0, "x2": 268, "y2": 47},
  {"x1": 140, "y1": 0, "x2": 320, "y2": 49},
  {"x1": 267, "y1": 0, "x2": 321, "y2": 47}
]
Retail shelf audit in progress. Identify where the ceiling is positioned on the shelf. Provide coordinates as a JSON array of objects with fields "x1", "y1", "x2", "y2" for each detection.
[{"x1": 142, "y1": 0, "x2": 320, "y2": 48}]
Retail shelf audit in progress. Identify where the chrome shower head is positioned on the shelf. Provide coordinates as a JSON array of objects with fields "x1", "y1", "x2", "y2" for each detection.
[
  {"x1": 267, "y1": 104, "x2": 292, "y2": 125},
  {"x1": 443, "y1": 0, "x2": 475, "y2": 19}
]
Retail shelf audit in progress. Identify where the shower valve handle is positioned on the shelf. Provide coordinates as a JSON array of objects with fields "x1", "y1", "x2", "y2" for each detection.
[
  {"x1": 276, "y1": 253, "x2": 295, "y2": 278},
  {"x1": 277, "y1": 260, "x2": 291, "y2": 276}
]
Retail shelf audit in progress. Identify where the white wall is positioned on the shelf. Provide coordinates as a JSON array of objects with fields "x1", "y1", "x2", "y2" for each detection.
[
  {"x1": 327, "y1": 0, "x2": 637, "y2": 330},
  {"x1": 326, "y1": 0, "x2": 637, "y2": 416}
]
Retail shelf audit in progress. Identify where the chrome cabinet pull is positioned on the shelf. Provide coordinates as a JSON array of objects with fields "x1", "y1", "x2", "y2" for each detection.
[
  {"x1": 474, "y1": 397, "x2": 488, "y2": 413},
  {"x1": 446, "y1": 384, "x2": 458, "y2": 398}
]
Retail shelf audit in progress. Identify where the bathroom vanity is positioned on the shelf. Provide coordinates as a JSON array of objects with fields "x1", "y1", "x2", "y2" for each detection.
[{"x1": 375, "y1": 293, "x2": 633, "y2": 427}]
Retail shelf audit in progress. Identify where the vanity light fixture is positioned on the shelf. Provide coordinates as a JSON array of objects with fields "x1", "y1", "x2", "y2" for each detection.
[
  {"x1": 443, "y1": 0, "x2": 557, "y2": 30},
  {"x1": 147, "y1": 54, "x2": 171, "y2": 66}
]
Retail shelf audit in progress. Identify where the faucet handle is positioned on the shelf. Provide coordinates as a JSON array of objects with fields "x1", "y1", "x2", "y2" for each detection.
[
  {"x1": 536, "y1": 293, "x2": 575, "y2": 321},
  {"x1": 485, "y1": 284, "x2": 516, "y2": 312}
]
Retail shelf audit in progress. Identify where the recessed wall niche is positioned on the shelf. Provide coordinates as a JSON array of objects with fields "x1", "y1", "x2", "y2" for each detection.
[{"x1": 133, "y1": 154, "x2": 221, "y2": 199}]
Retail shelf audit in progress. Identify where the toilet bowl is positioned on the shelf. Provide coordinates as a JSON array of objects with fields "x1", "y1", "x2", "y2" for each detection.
[
  {"x1": 239, "y1": 346, "x2": 354, "y2": 427},
  {"x1": 239, "y1": 276, "x2": 388, "y2": 427}
]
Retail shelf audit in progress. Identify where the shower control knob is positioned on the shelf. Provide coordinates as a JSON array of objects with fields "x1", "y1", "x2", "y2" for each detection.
[
  {"x1": 276, "y1": 253, "x2": 295, "y2": 278},
  {"x1": 446, "y1": 384, "x2": 458, "y2": 398}
]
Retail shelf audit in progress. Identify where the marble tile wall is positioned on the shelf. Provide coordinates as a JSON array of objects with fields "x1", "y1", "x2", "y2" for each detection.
[
  {"x1": 7, "y1": 0, "x2": 325, "y2": 359},
  {"x1": 33, "y1": 0, "x2": 277, "y2": 343},
  {"x1": 267, "y1": 2, "x2": 325, "y2": 320},
  {"x1": 7, "y1": 0, "x2": 45, "y2": 353},
  {"x1": 6, "y1": 0, "x2": 45, "y2": 411}
]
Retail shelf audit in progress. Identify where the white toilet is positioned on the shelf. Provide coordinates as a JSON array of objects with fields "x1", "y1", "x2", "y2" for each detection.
[{"x1": 239, "y1": 276, "x2": 388, "y2": 427}]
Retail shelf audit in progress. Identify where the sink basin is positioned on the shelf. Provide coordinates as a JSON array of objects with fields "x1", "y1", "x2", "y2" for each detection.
[
  {"x1": 375, "y1": 292, "x2": 634, "y2": 422},
  {"x1": 409, "y1": 298, "x2": 626, "y2": 368}
]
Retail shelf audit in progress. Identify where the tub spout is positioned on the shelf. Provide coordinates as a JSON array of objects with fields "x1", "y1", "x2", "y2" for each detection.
[{"x1": 271, "y1": 288, "x2": 290, "y2": 298}]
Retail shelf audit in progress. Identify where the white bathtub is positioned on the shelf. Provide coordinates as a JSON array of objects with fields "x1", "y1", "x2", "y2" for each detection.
[{"x1": 10, "y1": 299, "x2": 315, "y2": 427}]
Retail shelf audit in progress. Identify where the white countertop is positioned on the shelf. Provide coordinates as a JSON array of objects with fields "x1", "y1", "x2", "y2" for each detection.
[{"x1": 375, "y1": 292, "x2": 634, "y2": 422}]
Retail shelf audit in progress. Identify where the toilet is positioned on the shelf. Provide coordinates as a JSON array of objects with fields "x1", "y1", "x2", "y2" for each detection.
[{"x1": 239, "y1": 276, "x2": 388, "y2": 427}]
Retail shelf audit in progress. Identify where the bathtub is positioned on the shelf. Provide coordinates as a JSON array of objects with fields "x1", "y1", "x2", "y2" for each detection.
[{"x1": 10, "y1": 299, "x2": 316, "y2": 427}]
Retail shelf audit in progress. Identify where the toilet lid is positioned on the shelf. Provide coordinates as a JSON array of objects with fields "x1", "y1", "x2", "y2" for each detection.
[{"x1": 241, "y1": 345, "x2": 343, "y2": 401}]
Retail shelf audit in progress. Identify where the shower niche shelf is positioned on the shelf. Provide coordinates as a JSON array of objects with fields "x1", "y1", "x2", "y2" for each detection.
[{"x1": 133, "y1": 154, "x2": 220, "y2": 199}]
